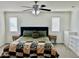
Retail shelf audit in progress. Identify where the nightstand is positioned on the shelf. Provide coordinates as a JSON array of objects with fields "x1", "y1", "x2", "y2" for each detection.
[
  {"x1": 12, "y1": 35, "x2": 20, "y2": 41},
  {"x1": 48, "y1": 35, "x2": 57, "y2": 44}
]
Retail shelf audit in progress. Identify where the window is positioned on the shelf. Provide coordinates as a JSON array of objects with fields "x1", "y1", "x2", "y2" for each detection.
[
  {"x1": 52, "y1": 17, "x2": 60, "y2": 32},
  {"x1": 9, "y1": 17, "x2": 18, "y2": 32}
]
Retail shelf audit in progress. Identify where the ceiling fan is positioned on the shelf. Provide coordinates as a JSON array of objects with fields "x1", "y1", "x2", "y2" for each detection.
[{"x1": 21, "y1": 1, "x2": 51, "y2": 15}]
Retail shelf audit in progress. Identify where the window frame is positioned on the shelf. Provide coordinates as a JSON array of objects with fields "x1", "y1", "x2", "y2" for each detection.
[
  {"x1": 52, "y1": 16, "x2": 60, "y2": 32},
  {"x1": 9, "y1": 16, "x2": 18, "y2": 32}
]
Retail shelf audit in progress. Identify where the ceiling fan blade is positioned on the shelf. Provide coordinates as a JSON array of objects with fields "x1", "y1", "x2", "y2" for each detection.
[
  {"x1": 41, "y1": 5, "x2": 46, "y2": 7},
  {"x1": 21, "y1": 6, "x2": 32, "y2": 8},
  {"x1": 23, "y1": 9, "x2": 32, "y2": 11},
  {"x1": 40, "y1": 8, "x2": 51, "y2": 11}
]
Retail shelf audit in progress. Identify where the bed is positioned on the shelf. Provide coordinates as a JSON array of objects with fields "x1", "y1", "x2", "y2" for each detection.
[{"x1": 0, "y1": 27, "x2": 59, "y2": 58}]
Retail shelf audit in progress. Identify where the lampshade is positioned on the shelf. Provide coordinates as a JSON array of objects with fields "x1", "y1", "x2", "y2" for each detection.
[{"x1": 32, "y1": 9, "x2": 40, "y2": 15}]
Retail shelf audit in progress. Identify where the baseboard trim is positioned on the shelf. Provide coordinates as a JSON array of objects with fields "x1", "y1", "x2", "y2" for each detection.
[
  {"x1": 52, "y1": 43, "x2": 64, "y2": 44},
  {"x1": 56, "y1": 43, "x2": 64, "y2": 44}
]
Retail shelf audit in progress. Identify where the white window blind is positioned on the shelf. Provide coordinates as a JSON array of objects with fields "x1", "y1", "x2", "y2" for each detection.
[
  {"x1": 9, "y1": 17, "x2": 18, "y2": 32},
  {"x1": 52, "y1": 17, "x2": 60, "y2": 32}
]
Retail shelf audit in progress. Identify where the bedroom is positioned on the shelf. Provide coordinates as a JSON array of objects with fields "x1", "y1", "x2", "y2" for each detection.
[{"x1": 0, "y1": 1, "x2": 79, "y2": 58}]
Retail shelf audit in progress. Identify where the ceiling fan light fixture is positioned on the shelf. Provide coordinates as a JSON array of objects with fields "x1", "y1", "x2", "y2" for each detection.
[
  {"x1": 22, "y1": 1, "x2": 51, "y2": 15},
  {"x1": 32, "y1": 9, "x2": 40, "y2": 15},
  {"x1": 36, "y1": 10, "x2": 40, "y2": 15}
]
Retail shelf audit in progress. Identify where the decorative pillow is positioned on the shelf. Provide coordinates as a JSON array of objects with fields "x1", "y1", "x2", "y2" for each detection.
[
  {"x1": 32, "y1": 31, "x2": 40, "y2": 38},
  {"x1": 38, "y1": 31, "x2": 47, "y2": 37},
  {"x1": 23, "y1": 31, "x2": 32, "y2": 37}
]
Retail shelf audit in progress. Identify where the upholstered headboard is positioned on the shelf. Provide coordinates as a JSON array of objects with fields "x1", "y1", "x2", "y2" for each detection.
[{"x1": 20, "y1": 27, "x2": 48, "y2": 36}]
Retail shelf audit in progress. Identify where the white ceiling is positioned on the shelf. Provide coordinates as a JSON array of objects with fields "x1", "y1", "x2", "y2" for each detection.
[{"x1": 0, "y1": 1, "x2": 79, "y2": 11}]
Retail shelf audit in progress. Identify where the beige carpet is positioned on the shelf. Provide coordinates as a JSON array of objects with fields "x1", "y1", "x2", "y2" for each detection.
[{"x1": 0, "y1": 44, "x2": 79, "y2": 58}]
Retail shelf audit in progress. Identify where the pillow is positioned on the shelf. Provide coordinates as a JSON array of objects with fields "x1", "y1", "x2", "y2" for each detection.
[
  {"x1": 23, "y1": 31, "x2": 32, "y2": 37},
  {"x1": 38, "y1": 31, "x2": 47, "y2": 37},
  {"x1": 32, "y1": 31, "x2": 40, "y2": 38}
]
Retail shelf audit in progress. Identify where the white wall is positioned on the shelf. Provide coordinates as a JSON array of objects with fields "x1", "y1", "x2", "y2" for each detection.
[
  {"x1": 5, "y1": 11, "x2": 71, "y2": 43},
  {"x1": 0, "y1": 10, "x2": 6, "y2": 46},
  {"x1": 71, "y1": 8, "x2": 79, "y2": 32}
]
